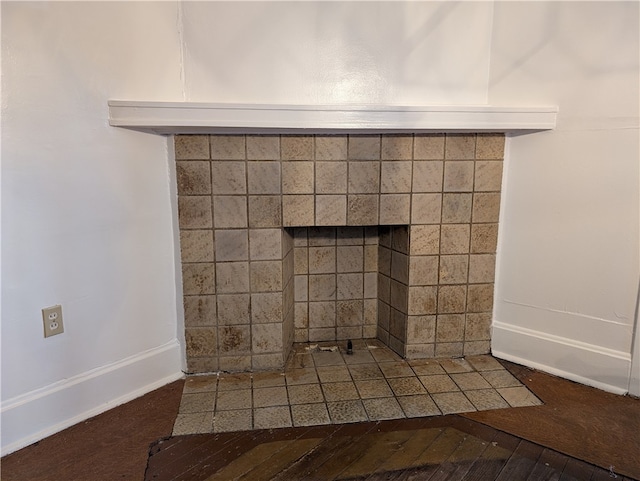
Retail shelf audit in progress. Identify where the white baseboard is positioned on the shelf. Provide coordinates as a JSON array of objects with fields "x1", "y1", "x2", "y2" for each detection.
[
  {"x1": 492, "y1": 321, "x2": 631, "y2": 395},
  {"x1": 1, "y1": 340, "x2": 184, "y2": 456}
]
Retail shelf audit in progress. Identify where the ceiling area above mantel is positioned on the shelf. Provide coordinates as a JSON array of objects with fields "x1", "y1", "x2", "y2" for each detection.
[{"x1": 108, "y1": 101, "x2": 558, "y2": 135}]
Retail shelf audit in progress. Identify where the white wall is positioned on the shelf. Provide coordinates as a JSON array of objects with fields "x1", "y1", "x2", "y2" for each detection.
[
  {"x1": 1, "y1": 2, "x2": 185, "y2": 454},
  {"x1": 489, "y1": 2, "x2": 640, "y2": 393},
  {"x1": 181, "y1": 1, "x2": 494, "y2": 105}
]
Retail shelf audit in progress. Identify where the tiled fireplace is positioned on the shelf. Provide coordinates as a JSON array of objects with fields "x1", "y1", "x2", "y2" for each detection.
[{"x1": 175, "y1": 133, "x2": 504, "y2": 373}]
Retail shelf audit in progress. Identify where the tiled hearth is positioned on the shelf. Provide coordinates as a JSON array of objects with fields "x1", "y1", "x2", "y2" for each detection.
[
  {"x1": 176, "y1": 133, "x2": 504, "y2": 373},
  {"x1": 172, "y1": 341, "x2": 542, "y2": 435}
]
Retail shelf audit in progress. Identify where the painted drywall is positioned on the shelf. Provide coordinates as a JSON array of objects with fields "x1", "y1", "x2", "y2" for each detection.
[
  {"x1": 489, "y1": 2, "x2": 640, "y2": 393},
  {"x1": 1, "y1": 2, "x2": 185, "y2": 454},
  {"x1": 181, "y1": 1, "x2": 493, "y2": 105}
]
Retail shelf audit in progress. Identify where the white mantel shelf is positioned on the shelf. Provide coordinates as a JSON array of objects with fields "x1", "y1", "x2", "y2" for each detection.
[{"x1": 108, "y1": 101, "x2": 558, "y2": 135}]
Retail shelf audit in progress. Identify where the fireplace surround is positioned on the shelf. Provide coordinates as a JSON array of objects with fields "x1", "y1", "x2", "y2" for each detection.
[{"x1": 175, "y1": 133, "x2": 504, "y2": 373}]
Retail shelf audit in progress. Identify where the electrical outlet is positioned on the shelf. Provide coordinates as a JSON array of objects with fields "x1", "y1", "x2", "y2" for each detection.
[{"x1": 42, "y1": 305, "x2": 64, "y2": 338}]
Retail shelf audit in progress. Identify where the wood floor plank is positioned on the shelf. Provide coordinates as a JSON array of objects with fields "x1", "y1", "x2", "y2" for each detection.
[
  {"x1": 494, "y1": 439, "x2": 544, "y2": 481},
  {"x1": 373, "y1": 427, "x2": 445, "y2": 475},
  {"x1": 525, "y1": 448, "x2": 569, "y2": 481},
  {"x1": 461, "y1": 430, "x2": 521, "y2": 480},
  {"x1": 558, "y1": 458, "x2": 596, "y2": 481},
  {"x1": 425, "y1": 430, "x2": 497, "y2": 481}
]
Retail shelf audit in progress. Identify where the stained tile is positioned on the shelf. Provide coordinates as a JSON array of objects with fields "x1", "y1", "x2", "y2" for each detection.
[
  {"x1": 291, "y1": 403, "x2": 331, "y2": 427},
  {"x1": 317, "y1": 365, "x2": 351, "y2": 383},
  {"x1": 286, "y1": 368, "x2": 319, "y2": 385},
  {"x1": 432, "y1": 391, "x2": 476, "y2": 414},
  {"x1": 252, "y1": 371, "x2": 286, "y2": 388},
  {"x1": 419, "y1": 374, "x2": 459, "y2": 393},
  {"x1": 173, "y1": 412, "x2": 213, "y2": 435},
  {"x1": 322, "y1": 381, "x2": 360, "y2": 402},
  {"x1": 216, "y1": 389, "x2": 251, "y2": 411},
  {"x1": 408, "y1": 359, "x2": 446, "y2": 376},
  {"x1": 213, "y1": 409, "x2": 252, "y2": 433},
  {"x1": 466, "y1": 355, "x2": 505, "y2": 372},
  {"x1": 211, "y1": 162, "x2": 246, "y2": 194},
  {"x1": 355, "y1": 379, "x2": 393, "y2": 399},
  {"x1": 176, "y1": 135, "x2": 210, "y2": 160},
  {"x1": 414, "y1": 134, "x2": 444, "y2": 160},
  {"x1": 348, "y1": 135, "x2": 380, "y2": 160},
  {"x1": 498, "y1": 387, "x2": 542, "y2": 407},
  {"x1": 327, "y1": 400, "x2": 368, "y2": 423},
  {"x1": 253, "y1": 386, "x2": 288, "y2": 408},
  {"x1": 316, "y1": 136, "x2": 347, "y2": 160},
  {"x1": 388, "y1": 377, "x2": 427, "y2": 396},
  {"x1": 179, "y1": 392, "x2": 216, "y2": 413},
  {"x1": 480, "y1": 370, "x2": 522, "y2": 389},
  {"x1": 378, "y1": 361, "x2": 415, "y2": 379},
  {"x1": 450, "y1": 372, "x2": 492, "y2": 391},
  {"x1": 246, "y1": 135, "x2": 279, "y2": 160},
  {"x1": 210, "y1": 135, "x2": 245, "y2": 160},
  {"x1": 465, "y1": 389, "x2": 509, "y2": 411},
  {"x1": 281, "y1": 135, "x2": 314, "y2": 160},
  {"x1": 363, "y1": 397, "x2": 405, "y2": 421},
  {"x1": 370, "y1": 347, "x2": 402, "y2": 363},
  {"x1": 312, "y1": 350, "x2": 344, "y2": 367},
  {"x1": 177, "y1": 161, "x2": 211, "y2": 195},
  {"x1": 287, "y1": 383, "x2": 324, "y2": 404},
  {"x1": 183, "y1": 374, "x2": 218, "y2": 393},
  {"x1": 343, "y1": 350, "x2": 375, "y2": 364},
  {"x1": 282, "y1": 162, "x2": 314, "y2": 194},
  {"x1": 254, "y1": 406, "x2": 292, "y2": 429},
  {"x1": 438, "y1": 358, "x2": 474, "y2": 373},
  {"x1": 217, "y1": 372, "x2": 252, "y2": 390},
  {"x1": 397, "y1": 394, "x2": 441, "y2": 418},
  {"x1": 348, "y1": 363, "x2": 384, "y2": 380}
]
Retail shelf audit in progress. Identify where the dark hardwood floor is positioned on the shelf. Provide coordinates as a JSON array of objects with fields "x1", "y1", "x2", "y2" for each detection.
[{"x1": 2, "y1": 360, "x2": 639, "y2": 481}]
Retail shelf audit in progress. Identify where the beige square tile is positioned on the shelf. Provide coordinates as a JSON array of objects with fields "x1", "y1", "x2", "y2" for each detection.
[
  {"x1": 440, "y1": 224, "x2": 470, "y2": 255},
  {"x1": 437, "y1": 343, "x2": 463, "y2": 358},
  {"x1": 472, "y1": 193, "x2": 501, "y2": 223},
  {"x1": 316, "y1": 161, "x2": 347, "y2": 194},
  {"x1": 287, "y1": 383, "x2": 324, "y2": 404},
  {"x1": 390, "y1": 251, "x2": 409, "y2": 284},
  {"x1": 308, "y1": 302, "x2": 335, "y2": 328},
  {"x1": 348, "y1": 162, "x2": 380, "y2": 193},
  {"x1": 481, "y1": 370, "x2": 522, "y2": 389},
  {"x1": 378, "y1": 361, "x2": 414, "y2": 378},
  {"x1": 475, "y1": 161, "x2": 503, "y2": 192},
  {"x1": 467, "y1": 284, "x2": 494, "y2": 312},
  {"x1": 327, "y1": 400, "x2": 368, "y2": 423},
  {"x1": 451, "y1": 372, "x2": 492, "y2": 390},
  {"x1": 498, "y1": 387, "x2": 542, "y2": 407},
  {"x1": 397, "y1": 394, "x2": 441, "y2": 417},
  {"x1": 250, "y1": 260, "x2": 283, "y2": 292},
  {"x1": 381, "y1": 135, "x2": 413, "y2": 160},
  {"x1": 476, "y1": 134, "x2": 505, "y2": 160},
  {"x1": 286, "y1": 367, "x2": 319, "y2": 385},
  {"x1": 249, "y1": 228, "x2": 282, "y2": 261},
  {"x1": 251, "y1": 323, "x2": 283, "y2": 353},
  {"x1": 246, "y1": 135, "x2": 279, "y2": 160},
  {"x1": 408, "y1": 256, "x2": 439, "y2": 286},
  {"x1": 406, "y1": 315, "x2": 436, "y2": 344},
  {"x1": 336, "y1": 246, "x2": 364, "y2": 273},
  {"x1": 337, "y1": 274, "x2": 363, "y2": 300},
  {"x1": 465, "y1": 389, "x2": 509, "y2": 411},
  {"x1": 176, "y1": 135, "x2": 210, "y2": 160},
  {"x1": 336, "y1": 300, "x2": 364, "y2": 326},
  {"x1": 291, "y1": 403, "x2": 331, "y2": 426},
  {"x1": 355, "y1": 379, "x2": 393, "y2": 399},
  {"x1": 294, "y1": 247, "x2": 309, "y2": 274},
  {"x1": 381, "y1": 161, "x2": 412, "y2": 193},
  {"x1": 348, "y1": 363, "x2": 384, "y2": 380},
  {"x1": 294, "y1": 302, "x2": 309, "y2": 329},
  {"x1": 432, "y1": 392, "x2": 476, "y2": 414},
  {"x1": 406, "y1": 343, "x2": 435, "y2": 359},
  {"x1": 180, "y1": 230, "x2": 214, "y2": 263},
  {"x1": 216, "y1": 389, "x2": 251, "y2": 410},
  {"x1": 294, "y1": 275, "x2": 308, "y2": 301},
  {"x1": 309, "y1": 276, "x2": 336, "y2": 302},
  {"x1": 471, "y1": 224, "x2": 498, "y2": 254},
  {"x1": 444, "y1": 161, "x2": 474, "y2": 192},
  {"x1": 247, "y1": 162, "x2": 281, "y2": 195},
  {"x1": 437, "y1": 287, "x2": 467, "y2": 314},
  {"x1": 211, "y1": 162, "x2": 246, "y2": 195},
  {"x1": 316, "y1": 365, "x2": 351, "y2": 383},
  {"x1": 210, "y1": 135, "x2": 245, "y2": 160},
  {"x1": 438, "y1": 358, "x2": 474, "y2": 373},
  {"x1": 407, "y1": 286, "x2": 437, "y2": 316},
  {"x1": 379, "y1": 194, "x2": 411, "y2": 225},
  {"x1": 348, "y1": 195, "x2": 379, "y2": 225},
  {"x1": 178, "y1": 391, "x2": 216, "y2": 413},
  {"x1": 390, "y1": 281, "x2": 408, "y2": 312},
  {"x1": 187, "y1": 357, "x2": 218, "y2": 374},
  {"x1": 441, "y1": 193, "x2": 472, "y2": 224},
  {"x1": 183, "y1": 374, "x2": 218, "y2": 394},
  {"x1": 182, "y1": 263, "x2": 216, "y2": 295},
  {"x1": 412, "y1": 161, "x2": 443, "y2": 192},
  {"x1": 466, "y1": 355, "x2": 504, "y2": 371},
  {"x1": 216, "y1": 262, "x2": 249, "y2": 294},
  {"x1": 378, "y1": 248, "x2": 391, "y2": 277},
  {"x1": 389, "y1": 309, "x2": 407, "y2": 342},
  {"x1": 213, "y1": 196, "x2": 247, "y2": 228},
  {"x1": 213, "y1": 409, "x2": 252, "y2": 433},
  {"x1": 283, "y1": 195, "x2": 314, "y2": 227},
  {"x1": 409, "y1": 225, "x2": 440, "y2": 255},
  {"x1": 344, "y1": 348, "x2": 375, "y2": 365},
  {"x1": 216, "y1": 294, "x2": 250, "y2": 325},
  {"x1": 391, "y1": 226, "x2": 410, "y2": 253},
  {"x1": 173, "y1": 412, "x2": 213, "y2": 435},
  {"x1": 251, "y1": 292, "x2": 283, "y2": 323},
  {"x1": 282, "y1": 161, "x2": 314, "y2": 194},
  {"x1": 439, "y1": 255, "x2": 469, "y2": 285},
  {"x1": 308, "y1": 227, "x2": 337, "y2": 246},
  {"x1": 464, "y1": 341, "x2": 491, "y2": 356},
  {"x1": 185, "y1": 328, "x2": 217, "y2": 357},
  {"x1": 322, "y1": 381, "x2": 360, "y2": 401},
  {"x1": 444, "y1": 134, "x2": 475, "y2": 160},
  {"x1": 214, "y1": 229, "x2": 248, "y2": 262},
  {"x1": 411, "y1": 193, "x2": 442, "y2": 225},
  {"x1": 408, "y1": 359, "x2": 445, "y2": 376},
  {"x1": 348, "y1": 135, "x2": 380, "y2": 160},
  {"x1": 419, "y1": 374, "x2": 459, "y2": 393},
  {"x1": 308, "y1": 247, "x2": 336, "y2": 274},
  {"x1": 177, "y1": 161, "x2": 211, "y2": 195},
  {"x1": 316, "y1": 195, "x2": 347, "y2": 226},
  {"x1": 253, "y1": 406, "x2": 292, "y2": 429},
  {"x1": 468, "y1": 254, "x2": 496, "y2": 284},
  {"x1": 465, "y1": 313, "x2": 492, "y2": 341},
  {"x1": 252, "y1": 371, "x2": 285, "y2": 388},
  {"x1": 218, "y1": 325, "x2": 251, "y2": 355},
  {"x1": 184, "y1": 295, "x2": 216, "y2": 326},
  {"x1": 248, "y1": 196, "x2": 282, "y2": 228},
  {"x1": 178, "y1": 196, "x2": 213, "y2": 229},
  {"x1": 309, "y1": 327, "x2": 336, "y2": 342},
  {"x1": 388, "y1": 377, "x2": 427, "y2": 396},
  {"x1": 363, "y1": 397, "x2": 405, "y2": 420},
  {"x1": 414, "y1": 134, "x2": 444, "y2": 160},
  {"x1": 316, "y1": 136, "x2": 347, "y2": 160},
  {"x1": 361, "y1": 275, "x2": 376, "y2": 302},
  {"x1": 281, "y1": 135, "x2": 314, "y2": 160}
]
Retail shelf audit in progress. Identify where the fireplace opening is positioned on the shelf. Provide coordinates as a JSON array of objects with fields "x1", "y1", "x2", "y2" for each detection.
[{"x1": 177, "y1": 133, "x2": 502, "y2": 373}]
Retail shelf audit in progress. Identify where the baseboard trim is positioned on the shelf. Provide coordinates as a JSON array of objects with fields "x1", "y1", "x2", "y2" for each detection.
[
  {"x1": 1, "y1": 340, "x2": 184, "y2": 456},
  {"x1": 492, "y1": 321, "x2": 631, "y2": 395}
]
